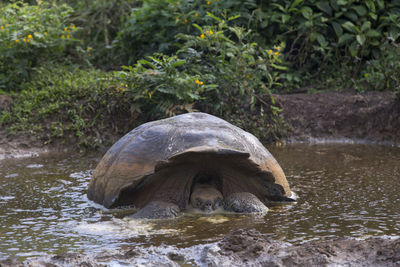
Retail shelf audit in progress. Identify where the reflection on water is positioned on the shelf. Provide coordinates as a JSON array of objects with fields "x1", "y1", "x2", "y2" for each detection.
[{"x1": 0, "y1": 144, "x2": 399, "y2": 260}]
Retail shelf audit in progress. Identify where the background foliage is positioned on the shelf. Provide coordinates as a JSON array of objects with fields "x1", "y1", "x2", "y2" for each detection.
[
  {"x1": 0, "y1": 1, "x2": 77, "y2": 91},
  {"x1": 1, "y1": 0, "x2": 400, "y2": 148}
]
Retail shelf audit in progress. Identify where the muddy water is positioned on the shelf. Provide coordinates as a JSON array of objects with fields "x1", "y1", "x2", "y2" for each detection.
[{"x1": 0, "y1": 144, "x2": 399, "y2": 261}]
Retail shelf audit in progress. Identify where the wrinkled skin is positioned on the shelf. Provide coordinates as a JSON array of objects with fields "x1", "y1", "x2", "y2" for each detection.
[
  {"x1": 130, "y1": 201, "x2": 180, "y2": 219},
  {"x1": 190, "y1": 184, "x2": 223, "y2": 212},
  {"x1": 224, "y1": 192, "x2": 269, "y2": 214}
]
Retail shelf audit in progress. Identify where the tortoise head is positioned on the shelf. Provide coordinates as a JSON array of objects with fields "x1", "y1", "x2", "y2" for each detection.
[
  {"x1": 193, "y1": 193, "x2": 223, "y2": 212},
  {"x1": 190, "y1": 176, "x2": 223, "y2": 212}
]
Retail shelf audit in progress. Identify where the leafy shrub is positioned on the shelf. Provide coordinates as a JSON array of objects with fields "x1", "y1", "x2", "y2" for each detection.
[
  {"x1": 176, "y1": 14, "x2": 286, "y2": 113},
  {"x1": 0, "y1": 1, "x2": 77, "y2": 91},
  {"x1": 116, "y1": 13, "x2": 287, "y2": 142},
  {"x1": 255, "y1": 0, "x2": 400, "y2": 76},
  {"x1": 357, "y1": 39, "x2": 400, "y2": 93},
  {"x1": 116, "y1": 53, "x2": 212, "y2": 117},
  {"x1": 0, "y1": 66, "x2": 141, "y2": 148},
  {"x1": 116, "y1": 0, "x2": 259, "y2": 64},
  {"x1": 67, "y1": 0, "x2": 138, "y2": 67}
]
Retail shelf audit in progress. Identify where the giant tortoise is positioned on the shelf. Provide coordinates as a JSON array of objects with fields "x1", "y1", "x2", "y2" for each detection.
[{"x1": 87, "y1": 112, "x2": 293, "y2": 218}]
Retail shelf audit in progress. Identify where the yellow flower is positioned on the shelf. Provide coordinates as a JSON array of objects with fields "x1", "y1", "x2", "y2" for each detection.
[
  {"x1": 23, "y1": 38, "x2": 26, "y2": 42},
  {"x1": 86, "y1": 46, "x2": 93, "y2": 52},
  {"x1": 61, "y1": 34, "x2": 65, "y2": 39},
  {"x1": 28, "y1": 34, "x2": 33, "y2": 39},
  {"x1": 195, "y1": 13, "x2": 199, "y2": 17},
  {"x1": 183, "y1": 18, "x2": 188, "y2": 23},
  {"x1": 206, "y1": 1, "x2": 211, "y2": 4},
  {"x1": 200, "y1": 81, "x2": 204, "y2": 85},
  {"x1": 64, "y1": 28, "x2": 69, "y2": 32},
  {"x1": 149, "y1": 92, "x2": 154, "y2": 99},
  {"x1": 66, "y1": 34, "x2": 70, "y2": 38},
  {"x1": 195, "y1": 79, "x2": 200, "y2": 84},
  {"x1": 200, "y1": 34, "x2": 205, "y2": 38},
  {"x1": 27, "y1": 39, "x2": 31, "y2": 43},
  {"x1": 71, "y1": 25, "x2": 76, "y2": 29},
  {"x1": 0, "y1": 26, "x2": 3, "y2": 30},
  {"x1": 268, "y1": 49, "x2": 273, "y2": 54},
  {"x1": 44, "y1": 32, "x2": 47, "y2": 35},
  {"x1": 209, "y1": 30, "x2": 214, "y2": 35},
  {"x1": 274, "y1": 51, "x2": 279, "y2": 56}
]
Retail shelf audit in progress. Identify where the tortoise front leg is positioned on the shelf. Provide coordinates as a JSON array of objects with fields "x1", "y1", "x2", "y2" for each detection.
[
  {"x1": 130, "y1": 201, "x2": 180, "y2": 219},
  {"x1": 224, "y1": 192, "x2": 269, "y2": 214}
]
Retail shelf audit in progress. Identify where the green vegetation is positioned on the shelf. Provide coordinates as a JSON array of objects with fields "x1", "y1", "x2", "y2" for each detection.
[
  {"x1": 1, "y1": 0, "x2": 400, "y2": 149},
  {"x1": 0, "y1": 1, "x2": 77, "y2": 90},
  {"x1": 0, "y1": 65, "x2": 144, "y2": 148}
]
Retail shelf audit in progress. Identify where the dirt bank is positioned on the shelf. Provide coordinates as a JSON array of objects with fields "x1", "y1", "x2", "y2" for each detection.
[
  {"x1": 1, "y1": 229, "x2": 398, "y2": 266},
  {"x1": 1, "y1": 91, "x2": 399, "y2": 159},
  {"x1": 275, "y1": 91, "x2": 400, "y2": 145}
]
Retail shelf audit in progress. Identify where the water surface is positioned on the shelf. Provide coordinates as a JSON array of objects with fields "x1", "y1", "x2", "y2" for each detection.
[{"x1": 0, "y1": 144, "x2": 399, "y2": 260}]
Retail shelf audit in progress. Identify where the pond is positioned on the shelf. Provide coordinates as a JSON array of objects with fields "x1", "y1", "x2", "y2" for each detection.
[{"x1": 0, "y1": 143, "x2": 399, "y2": 261}]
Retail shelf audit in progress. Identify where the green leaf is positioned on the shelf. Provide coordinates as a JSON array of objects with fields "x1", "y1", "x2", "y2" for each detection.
[
  {"x1": 342, "y1": 21, "x2": 359, "y2": 33},
  {"x1": 206, "y1": 12, "x2": 221, "y2": 22},
  {"x1": 330, "y1": 0, "x2": 339, "y2": 11},
  {"x1": 271, "y1": 3, "x2": 286, "y2": 13},
  {"x1": 204, "y1": 84, "x2": 218, "y2": 91},
  {"x1": 365, "y1": 0, "x2": 376, "y2": 12},
  {"x1": 369, "y1": 12, "x2": 377, "y2": 20},
  {"x1": 316, "y1": 33, "x2": 327, "y2": 46},
  {"x1": 376, "y1": 0, "x2": 385, "y2": 9},
  {"x1": 301, "y1": 6, "x2": 313, "y2": 19},
  {"x1": 192, "y1": 23, "x2": 203, "y2": 33},
  {"x1": 227, "y1": 14, "x2": 241, "y2": 22},
  {"x1": 344, "y1": 11, "x2": 358, "y2": 22},
  {"x1": 349, "y1": 41, "x2": 359, "y2": 57},
  {"x1": 186, "y1": 92, "x2": 200, "y2": 100},
  {"x1": 271, "y1": 63, "x2": 288, "y2": 70},
  {"x1": 282, "y1": 14, "x2": 290, "y2": 24},
  {"x1": 361, "y1": 21, "x2": 371, "y2": 32},
  {"x1": 352, "y1": 5, "x2": 367, "y2": 16},
  {"x1": 138, "y1": 59, "x2": 155, "y2": 69},
  {"x1": 331, "y1": 21, "x2": 343, "y2": 37},
  {"x1": 356, "y1": 34, "x2": 366, "y2": 45},
  {"x1": 366, "y1": 29, "x2": 381, "y2": 38},
  {"x1": 316, "y1": 2, "x2": 332, "y2": 16},
  {"x1": 171, "y1": 60, "x2": 186, "y2": 68},
  {"x1": 291, "y1": 0, "x2": 304, "y2": 9},
  {"x1": 338, "y1": 33, "x2": 354, "y2": 44}
]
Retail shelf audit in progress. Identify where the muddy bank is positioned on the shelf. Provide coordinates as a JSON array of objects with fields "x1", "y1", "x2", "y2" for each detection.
[
  {"x1": 1, "y1": 91, "x2": 400, "y2": 159},
  {"x1": 275, "y1": 91, "x2": 400, "y2": 145},
  {"x1": 1, "y1": 229, "x2": 398, "y2": 266}
]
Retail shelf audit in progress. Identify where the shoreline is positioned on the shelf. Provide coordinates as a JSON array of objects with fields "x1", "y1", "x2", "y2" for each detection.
[{"x1": 2, "y1": 90, "x2": 400, "y2": 160}]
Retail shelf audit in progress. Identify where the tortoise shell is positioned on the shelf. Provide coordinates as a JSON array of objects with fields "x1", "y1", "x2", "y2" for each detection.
[{"x1": 87, "y1": 112, "x2": 291, "y2": 208}]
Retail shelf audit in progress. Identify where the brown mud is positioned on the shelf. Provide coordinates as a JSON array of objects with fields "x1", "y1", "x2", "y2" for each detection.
[
  {"x1": 1, "y1": 229, "x2": 399, "y2": 266},
  {"x1": 275, "y1": 91, "x2": 400, "y2": 145}
]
